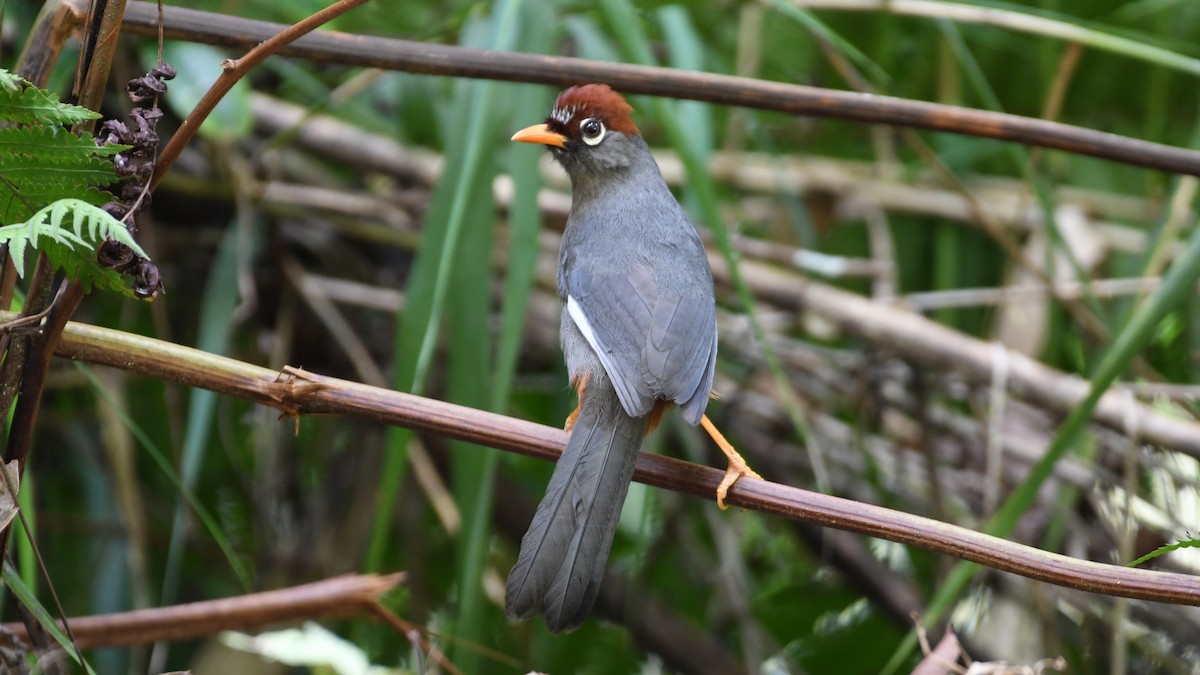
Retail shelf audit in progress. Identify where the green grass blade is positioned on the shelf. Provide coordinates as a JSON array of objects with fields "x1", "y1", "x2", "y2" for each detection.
[
  {"x1": 365, "y1": 12, "x2": 526, "y2": 671},
  {"x1": 493, "y1": 84, "x2": 552, "y2": 411},
  {"x1": 447, "y1": 187, "x2": 497, "y2": 673},
  {"x1": 159, "y1": 218, "x2": 256, "y2": 606},
  {"x1": 14, "y1": 469, "x2": 35, "y2": 595},
  {"x1": 1127, "y1": 534, "x2": 1200, "y2": 568},
  {"x1": 765, "y1": 0, "x2": 890, "y2": 84},
  {"x1": 939, "y1": 20, "x2": 1108, "y2": 324},
  {"x1": 840, "y1": 0, "x2": 1200, "y2": 77},
  {"x1": 79, "y1": 363, "x2": 251, "y2": 588},
  {"x1": 2, "y1": 561, "x2": 95, "y2": 674}
]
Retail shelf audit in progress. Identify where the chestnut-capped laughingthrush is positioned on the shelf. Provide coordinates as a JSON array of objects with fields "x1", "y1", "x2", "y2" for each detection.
[{"x1": 505, "y1": 84, "x2": 761, "y2": 633}]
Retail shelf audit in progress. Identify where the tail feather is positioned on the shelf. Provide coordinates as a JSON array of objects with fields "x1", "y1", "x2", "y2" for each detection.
[{"x1": 505, "y1": 383, "x2": 646, "y2": 632}]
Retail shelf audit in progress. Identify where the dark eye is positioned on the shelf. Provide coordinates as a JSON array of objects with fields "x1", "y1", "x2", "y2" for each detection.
[{"x1": 580, "y1": 118, "x2": 605, "y2": 145}]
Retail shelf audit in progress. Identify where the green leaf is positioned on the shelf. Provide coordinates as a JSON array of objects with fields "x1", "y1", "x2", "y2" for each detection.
[
  {"x1": 0, "y1": 126, "x2": 126, "y2": 159},
  {"x1": 0, "y1": 69, "x2": 102, "y2": 126},
  {"x1": 1127, "y1": 534, "x2": 1200, "y2": 567},
  {"x1": 0, "y1": 199, "x2": 148, "y2": 293},
  {"x1": 0, "y1": 123, "x2": 122, "y2": 223}
]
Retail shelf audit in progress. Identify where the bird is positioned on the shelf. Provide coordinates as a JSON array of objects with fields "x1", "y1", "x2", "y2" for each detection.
[{"x1": 505, "y1": 84, "x2": 761, "y2": 633}]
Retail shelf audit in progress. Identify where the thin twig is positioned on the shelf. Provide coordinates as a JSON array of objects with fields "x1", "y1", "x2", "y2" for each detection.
[
  {"x1": 147, "y1": 0, "x2": 369, "y2": 192},
  {"x1": 366, "y1": 602, "x2": 463, "y2": 675}
]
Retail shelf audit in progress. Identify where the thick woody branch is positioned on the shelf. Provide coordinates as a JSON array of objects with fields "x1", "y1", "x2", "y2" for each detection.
[
  {"x1": 32, "y1": 315, "x2": 1200, "y2": 607},
  {"x1": 104, "y1": 0, "x2": 1200, "y2": 176}
]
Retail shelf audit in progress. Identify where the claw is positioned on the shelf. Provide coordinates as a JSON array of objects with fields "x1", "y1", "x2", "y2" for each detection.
[
  {"x1": 715, "y1": 454, "x2": 762, "y2": 510},
  {"x1": 702, "y1": 415, "x2": 762, "y2": 509}
]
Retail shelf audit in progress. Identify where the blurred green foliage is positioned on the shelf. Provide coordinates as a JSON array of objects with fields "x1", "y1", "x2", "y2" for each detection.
[{"x1": 2, "y1": 0, "x2": 1199, "y2": 673}]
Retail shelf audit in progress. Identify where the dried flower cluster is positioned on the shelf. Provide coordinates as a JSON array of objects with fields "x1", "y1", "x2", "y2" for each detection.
[{"x1": 96, "y1": 61, "x2": 177, "y2": 299}]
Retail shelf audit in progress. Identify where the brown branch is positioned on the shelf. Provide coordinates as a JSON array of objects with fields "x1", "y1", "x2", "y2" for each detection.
[
  {"x1": 0, "y1": 573, "x2": 404, "y2": 649},
  {"x1": 5, "y1": 282, "x2": 84, "y2": 469},
  {"x1": 104, "y1": 0, "x2": 1200, "y2": 176},
  {"x1": 35, "y1": 316, "x2": 1200, "y2": 607},
  {"x1": 73, "y1": 0, "x2": 129, "y2": 133},
  {"x1": 14, "y1": 0, "x2": 84, "y2": 89},
  {"x1": 147, "y1": 0, "x2": 369, "y2": 191}
]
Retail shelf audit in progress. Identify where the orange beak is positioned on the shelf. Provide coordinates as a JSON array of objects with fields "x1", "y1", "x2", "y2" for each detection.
[{"x1": 511, "y1": 123, "x2": 567, "y2": 148}]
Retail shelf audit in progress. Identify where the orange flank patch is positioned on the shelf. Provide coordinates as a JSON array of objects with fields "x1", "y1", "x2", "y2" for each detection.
[
  {"x1": 646, "y1": 401, "x2": 672, "y2": 434},
  {"x1": 565, "y1": 371, "x2": 591, "y2": 432}
]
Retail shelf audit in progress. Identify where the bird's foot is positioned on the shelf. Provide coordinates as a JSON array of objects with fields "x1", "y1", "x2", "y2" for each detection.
[
  {"x1": 701, "y1": 415, "x2": 762, "y2": 510},
  {"x1": 716, "y1": 455, "x2": 762, "y2": 511}
]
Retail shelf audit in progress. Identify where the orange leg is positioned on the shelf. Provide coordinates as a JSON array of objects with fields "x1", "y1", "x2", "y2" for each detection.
[{"x1": 701, "y1": 415, "x2": 762, "y2": 510}]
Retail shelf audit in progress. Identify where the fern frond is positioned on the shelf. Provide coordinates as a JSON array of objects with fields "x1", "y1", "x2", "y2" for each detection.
[
  {"x1": 0, "y1": 152, "x2": 121, "y2": 186},
  {"x1": 0, "y1": 127, "x2": 126, "y2": 159},
  {"x1": 0, "y1": 70, "x2": 20, "y2": 92},
  {"x1": 0, "y1": 199, "x2": 149, "y2": 279},
  {"x1": 1127, "y1": 533, "x2": 1200, "y2": 568},
  {"x1": 0, "y1": 69, "x2": 123, "y2": 223},
  {"x1": 0, "y1": 151, "x2": 119, "y2": 223},
  {"x1": 1, "y1": 183, "x2": 112, "y2": 209},
  {"x1": 0, "y1": 69, "x2": 101, "y2": 126}
]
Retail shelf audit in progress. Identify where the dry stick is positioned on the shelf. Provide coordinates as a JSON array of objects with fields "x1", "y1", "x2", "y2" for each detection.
[
  {"x1": 74, "y1": 0, "x2": 130, "y2": 134},
  {"x1": 34, "y1": 318, "x2": 1200, "y2": 606},
  {"x1": 707, "y1": 255, "x2": 1200, "y2": 458},
  {"x1": 0, "y1": 573, "x2": 405, "y2": 649},
  {"x1": 107, "y1": 0, "x2": 1200, "y2": 177},
  {"x1": 144, "y1": 0, "x2": 370, "y2": 193},
  {"x1": 904, "y1": 277, "x2": 1167, "y2": 310},
  {"x1": 13, "y1": 0, "x2": 83, "y2": 93}
]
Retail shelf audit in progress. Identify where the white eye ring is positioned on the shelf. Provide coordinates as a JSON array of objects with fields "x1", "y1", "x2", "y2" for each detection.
[{"x1": 580, "y1": 118, "x2": 606, "y2": 145}]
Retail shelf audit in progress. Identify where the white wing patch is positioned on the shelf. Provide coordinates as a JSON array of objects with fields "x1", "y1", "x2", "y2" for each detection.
[
  {"x1": 566, "y1": 295, "x2": 602, "y2": 356},
  {"x1": 566, "y1": 294, "x2": 648, "y2": 417}
]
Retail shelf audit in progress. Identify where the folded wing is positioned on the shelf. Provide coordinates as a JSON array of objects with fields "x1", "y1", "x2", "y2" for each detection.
[{"x1": 565, "y1": 263, "x2": 716, "y2": 424}]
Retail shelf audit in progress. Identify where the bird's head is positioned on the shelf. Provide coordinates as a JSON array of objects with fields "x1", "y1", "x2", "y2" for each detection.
[{"x1": 512, "y1": 84, "x2": 642, "y2": 175}]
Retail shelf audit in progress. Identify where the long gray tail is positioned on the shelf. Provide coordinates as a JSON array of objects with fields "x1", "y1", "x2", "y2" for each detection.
[{"x1": 505, "y1": 382, "x2": 647, "y2": 633}]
